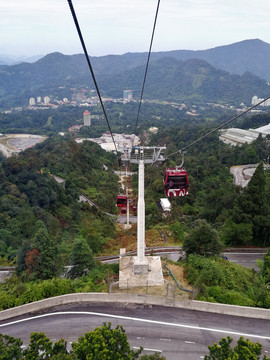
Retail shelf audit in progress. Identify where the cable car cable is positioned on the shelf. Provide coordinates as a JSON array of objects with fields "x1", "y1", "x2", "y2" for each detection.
[
  {"x1": 166, "y1": 95, "x2": 270, "y2": 159},
  {"x1": 133, "y1": 0, "x2": 161, "y2": 136},
  {"x1": 67, "y1": 0, "x2": 118, "y2": 155}
]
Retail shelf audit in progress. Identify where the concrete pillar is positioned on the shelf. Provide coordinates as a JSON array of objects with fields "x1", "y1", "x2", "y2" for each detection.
[{"x1": 134, "y1": 160, "x2": 148, "y2": 273}]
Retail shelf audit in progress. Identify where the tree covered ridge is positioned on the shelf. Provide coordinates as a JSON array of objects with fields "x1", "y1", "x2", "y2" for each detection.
[
  {"x1": 2, "y1": 39, "x2": 270, "y2": 109},
  {"x1": 0, "y1": 110, "x2": 269, "y2": 310},
  {"x1": 146, "y1": 121, "x2": 270, "y2": 247},
  {"x1": 0, "y1": 136, "x2": 119, "y2": 273}
]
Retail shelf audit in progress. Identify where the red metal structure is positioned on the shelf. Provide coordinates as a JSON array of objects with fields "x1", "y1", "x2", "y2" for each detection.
[{"x1": 164, "y1": 167, "x2": 189, "y2": 197}]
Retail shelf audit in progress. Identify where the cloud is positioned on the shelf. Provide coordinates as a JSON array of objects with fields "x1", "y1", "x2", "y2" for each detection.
[{"x1": 1, "y1": 0, "x2": 270, "y2": 56}]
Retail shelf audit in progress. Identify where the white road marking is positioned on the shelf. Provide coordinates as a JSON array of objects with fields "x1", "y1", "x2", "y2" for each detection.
[
  {"x1": 133, "y1": 346, "x2": 162, "y2": 352},
  {"x1": 0, "y1": 311, "x2": 269, "y2": 341},
  {"x1": 223, "y1": 253, "x2": 266, "y2": 255},
  {"x1": 160, "y1": 338, "x2": 171, "y2": 341},
  {"x1": 185, "y1": 341, "x2": 195, "y2": 344}
]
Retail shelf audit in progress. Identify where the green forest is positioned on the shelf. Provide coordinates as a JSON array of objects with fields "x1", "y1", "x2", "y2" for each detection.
[
  {"x1": 0, "y1": 104, "x2": 270, "y2": 310},
  {"x1": 0, "y1": 101, "x2": 234, "y2": 135}
]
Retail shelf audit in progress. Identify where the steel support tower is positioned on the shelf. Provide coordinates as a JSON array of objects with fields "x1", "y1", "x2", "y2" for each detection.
[{"x1": 121, "y1": 146, "x2": 166, "y2": 275}]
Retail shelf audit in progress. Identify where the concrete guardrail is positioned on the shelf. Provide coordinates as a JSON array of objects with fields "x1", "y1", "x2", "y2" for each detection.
[{"x1": 0, "y1": 293, "x2": 270, "y2": 322}]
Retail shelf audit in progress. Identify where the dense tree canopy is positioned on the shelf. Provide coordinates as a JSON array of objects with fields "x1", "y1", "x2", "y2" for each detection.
[
  {"x1": 68, "y1": 237, "x2": 95, "y2": 279},
  {"x1": 229, "y1": 161, "x2": 270, "y2": 246},
  {"x1": 0, "y1": 136, "x2": 118, "y2": 276},
  {"x1": 183, "y1": 219, "x2": 223, "y2": 257},
  {"x1": 204, "y1": 336, "x2": 270, "y2": 360},
  {"x1": 0, "y1": 324, "x2": 166, "y2": 360}
]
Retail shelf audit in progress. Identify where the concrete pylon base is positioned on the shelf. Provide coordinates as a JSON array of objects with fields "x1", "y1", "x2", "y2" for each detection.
[{"x1": 119, "y1": 254, "x2": 164, "y2": 289}]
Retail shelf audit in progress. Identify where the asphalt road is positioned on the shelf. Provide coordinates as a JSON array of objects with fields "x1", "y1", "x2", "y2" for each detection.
[
  {"x1": 0, "y1": 303, "x2": 269, "y2": 360},
  {"x1": 230, "y1": 165, "x2": 256, "y2": 187},
  {"x1": 167, "y1": 251, "x2": 266, "y2": 271},
  {"x1": 223, "y1": 252, "x2": 265, "y2": 271},
  {"x1": 117, "y1": 215, "x2": 137, "y2": 223}
]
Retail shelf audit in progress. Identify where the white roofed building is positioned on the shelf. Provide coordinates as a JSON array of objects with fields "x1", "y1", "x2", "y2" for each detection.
[
  {"x1": 219, "y1": 123, "x2": 270, "y2": 146},
  {"x1": 75, "y1": 133, "x2": 140, "y2": 153}
]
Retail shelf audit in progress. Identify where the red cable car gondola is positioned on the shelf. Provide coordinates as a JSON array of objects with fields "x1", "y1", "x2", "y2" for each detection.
[
  {"x1": 163, "y1": 152, "x2": 189, "y2": 197},
  {"x1": 116, "y1": 194, "x2": 127, "y2": 208},
  {"x1": 164, "y1": 167, "x2": 189, "y2": 197}
]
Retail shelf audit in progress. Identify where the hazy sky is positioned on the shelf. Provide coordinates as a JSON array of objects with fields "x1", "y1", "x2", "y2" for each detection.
[{"x1": 1, "y1": 0, "x2": 270, "y2": 57}]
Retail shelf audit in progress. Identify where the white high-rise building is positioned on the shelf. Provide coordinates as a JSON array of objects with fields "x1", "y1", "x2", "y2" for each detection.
[
  {"x1": 123, "y1": 90, "x2": 133, "y2": 101},
  {"x1": 29, "y1": 97, "x2": 35, "y2": 106},
  {"x1": 83, "y1": 110, "x2": 91, "y2": 126},
  {"x1": 44, "y1": 96, "x2": 50, "y2": 104},
  {"x1": 251, "y1": 95, "x2": 270, "y2": 106},
  {"x1": 37, "y1": 96, "x2": 42, "y2": 103}
]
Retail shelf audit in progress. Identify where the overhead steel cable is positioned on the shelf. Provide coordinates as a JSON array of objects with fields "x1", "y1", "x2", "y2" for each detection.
[
  {"x1": 133, "y1": 0, "x2": 161, "y2": 136},
  {"x1": 67, "y1": 0, "x2": 118, "y2": 155},
  {"x1": 166, "y1": 95, "x2": 270, "y2": 159}
]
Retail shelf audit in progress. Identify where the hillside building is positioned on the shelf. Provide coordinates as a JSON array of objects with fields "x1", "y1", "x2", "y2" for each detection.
[
  {"x1": 72, "y1": 92, "x2": 86, "y2": 103},
  {"x1": 29, "y1": 97, "x2": 35, "y2": 106},
  {"x1": 160, "y1": 198, "x2": 171, "y2": 212},
  {"x1": 123, "y1": 90, "x2": 133, "y2": 102},
  {"x1": 76, "y1": 133, "x2": 140, "y2": 153},
  {"x1": 251, "y1": 95, "x2": 270, "y2": 107},
  {"x1": 44, "y1": 96, "x2": 50, "y2": 104},
  {"x1": 220, "y1": 123, "x2": 270, "y2": 146},
  {"x1": 68, "y1": 125, "x2": 84, "y2": 133},
  {"x1": 83, "y1": 110, "x2": 91, "y2": 126}
]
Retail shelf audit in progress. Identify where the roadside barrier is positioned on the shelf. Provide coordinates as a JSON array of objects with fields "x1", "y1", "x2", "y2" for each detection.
[{"x1": 0, "y1": 292, "x2": 269, "y2": 322}]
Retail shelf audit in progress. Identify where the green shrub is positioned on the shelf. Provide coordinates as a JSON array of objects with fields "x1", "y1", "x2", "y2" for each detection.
[
  {"x1": 207, "y1": 286, "x2": 255, "y2": 306},
  {"x1": 0, "y1": 292, "x2": 16, "y2": 310},
  {"x1": 0, "y1": 263, "x2": 119, "y2": 310},
  {"x1": 184, "y1": 254, "x2": 265, "y2": 308}
]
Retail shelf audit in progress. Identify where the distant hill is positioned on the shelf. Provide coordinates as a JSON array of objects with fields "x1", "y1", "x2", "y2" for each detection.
[
  {"x1": 151, "y1": 39, "x2": 270, "y2": 81},
  {"x1": 98, "y1": 57, "x2": 270, "y2": 104},
  {"x1": 0, "y1": 54, "x2": 43, "y2": 65},
  {"x1": 1, "y1": 39, "x2": 270, "y2": 109}
]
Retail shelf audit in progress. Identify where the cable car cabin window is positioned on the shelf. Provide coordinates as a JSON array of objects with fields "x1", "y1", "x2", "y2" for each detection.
[
  {"x1": 117, "y1": 198, "x2": 127, "y2": 205},
  {"x1": 166, "y1": 175, "x2": 188, "y2": 189},
  {"x1": 116, "y1": 195, "x2": 128, "y2": 207}
]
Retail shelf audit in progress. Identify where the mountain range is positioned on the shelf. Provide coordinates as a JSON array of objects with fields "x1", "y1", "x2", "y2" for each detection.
[
  {"x1": 1, "y1": 39, "x2": 270, "y2": 109},
  {"x1": 0, "y1": 54, "x2": 43, "y2": 66}
]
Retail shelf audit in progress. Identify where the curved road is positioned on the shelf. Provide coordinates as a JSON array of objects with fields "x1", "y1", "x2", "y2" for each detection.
[
  {"x1": 0, "y1": 303, "x2": 269, "y2": 359},
  {"x1": 166, "y1": 251, "x2": 265, "y2": 271}
]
